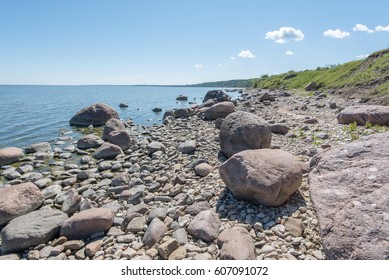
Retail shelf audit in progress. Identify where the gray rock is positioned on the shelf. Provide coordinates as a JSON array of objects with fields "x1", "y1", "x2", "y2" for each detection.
[
  {"x1": 34, "y1": 178, "x2": 52, "y2": 189},
  {"x1": 309, "y1": 132, "x2": 389, "y2": 260},
  {"x1": 0, "y1": 147, "x2": 24, "y2": 167},
  {"x1": 176, "y1": 95, "x2": 188, "y2": 101},
  {"x1": 194, "y1": 163, "x2": 213, "y2": 177},
  {"x1": 102, "y1": 118, "x2": 126, "y2": 140},
  {"x1": 93, "y1": 142, "x2": 123, "y2": 159},
  {"x1": 147, "y1": 207, "x2": 168, "y2": 223},
  {"x1": 60, "y1": 208, "x2": 114, "y2": 240},
  {"x1": 119, "y1": 103, "x2": 128, "y2": 108},
  {"x1": 185, "y1": 201, "x2": 210, "y2": 216},
  {"x1": 187, "y1": 210, "x2": 220, "y2": 242},
  {"x1": 304, "y1": 82, "x2": 317, "y2": 91},
  {"x1": 148, "y1": 141, "x2": 166, "y2": 156},
  {"x1": 174, "y1": 108, "x2": 194, "y2": 118},
  {"x1": 158, "y1": 238, "x2": 179, "y2": 260},
  {"x1": 142, "y1": 218, "x2": 168, "y2": 247},
  {"x1": 217, "y1": 226, "x2": 255, "y2": 260},
  {"x1": 204, "y1": 102, "x2": 236, "y2": 120},
  {"x1": 0, "y1": 182, "x2": 44, "y2": 226},
  {"x1": 337, "y1": 105, "x2": 389, "y2": 126},
  {"x1": 177, "y1": 140, "x2": 196, "y2": 154},
  {"x1": 111, "y1": 172, "x2": 130, "y2": 186},
  {"x1": 69, "y1": 103, "x2": 119, "y2": 127},
  {"x1": 0, "y1": 208, "x2": 68, "y2": 254},
  {"x1": 270, "y1": 124, "x2": 289, "y2": 135},
  {"x1": 172, "y1": 228, "x2": 188, "y2": 245},
  {"x1": 25, "y1": 142, "x2": 51, "y2": 154},
  {"x1": 284, "y1": 218, "x2": 303, "y2": 237},
  {"x1": 41, "y1": 184, "x2": 62, "y2": 199},
  {"x1": 61, "y1": 189, "x2": 82, "y2": 215},
  {"x1": 127, "y1": 216, "x2": 146, "y2": 233},
  {"x1": 219, "y1": 111, "x2": 271, "y2": 158},
  {"x1": 219, "y1": 149, "x2": 302, "y2": 206},
  {"x1": 203, "y1": 90, "x2": 230, "y2": 103},
  {"x1": 106, "y1": 130, "x2": 132, "y2": 151},
  {"x1": 77, "y1": 134, "x2": 104, "y2": 149}
]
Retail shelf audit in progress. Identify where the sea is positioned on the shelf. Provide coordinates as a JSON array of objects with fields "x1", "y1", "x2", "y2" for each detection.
[{"x1": 0, "y1": 85, "x2": 241, "y2": 149}]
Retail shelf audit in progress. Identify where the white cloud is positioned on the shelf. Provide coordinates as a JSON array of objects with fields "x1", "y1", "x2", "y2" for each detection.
[
  {"x1": 238, "y1": 50, "x2": 255, "y2": 58},
  {"x1": 217, "y1": 64, "x2": 224, "y2": 67},
  {"x1": 194, "y1": 64, "x2": 204, "y2": 68},
  {"x1": 229, "y1": 56, "x2": 236, "y2": 60},
  {"x1": 356, "y1": 54, "x2": 369, "y2": 59},
  {"x1": 323, "y1": 29, "x2": 350, "y2": 39},
  {"x1": 375, "y1": 25, "x2": 389, "y2": 32},
  {"x1": 353, "y1": 23, "x2": 374, "y2": 33},
  {"x1": 285, "y1": 50, "x2": 294, "y2": 55},
  {"x1": 264, "y1": 27, "x2": 304, "y2": 43}
]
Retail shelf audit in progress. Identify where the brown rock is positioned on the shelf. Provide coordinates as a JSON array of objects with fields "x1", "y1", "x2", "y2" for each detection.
[
  {"x1": 217, "y1": 226, "x2": 255, "y2": 260},
  {"x1": 204, "y1": 102, "x2": 236, "y2": 120},
  {"x1": 219, "y1": 149, "x2": 302, "y2": 206},
  {"x1": 0, "y1": 147, "x2": 23, "y2": 167},
  {"x1": 77, "y1": 134, "x2": 104, "y2": 149},
  {"x1": 60, "y1": 208, "x2": 114, "y2": 240},
  {"x1": 187, "y1": 210, "x2": 220, "y2": 242},
  {"x1": 106, "y1": 130, "x2": 132, "y2": 151},
  {"x1": 194, "y1": 163, "x2": 213, "y2": 177},
  {"x1": 0, "y1": 182, "x2": 44, "y2": 226},
  {"x1": 93, "y1": 142, "x2": 123, "y2": 159},
  {"x1": 337, "y1": 105, "x2": 389, "y2": 126},
  {"x1": 219, "y1": 111, "x2": 271, "y2": 158},
  {"x1": 69, "y1": 103, "x2": 119, "y2": 127},
  {"x1": 309, "y1": 132, "x2": 389, "y2": 259},
  {"x1": 142, "y1": 218, "x2": 168, "y2": 247},
  {"x1": 102, "y1": 118, "x2": 126, "y2": 140}
]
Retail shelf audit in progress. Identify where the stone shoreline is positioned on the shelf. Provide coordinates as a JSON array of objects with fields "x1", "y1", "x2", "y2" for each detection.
[{"x1": 0, "y1": 88, "x2": 387, "y2": 260}]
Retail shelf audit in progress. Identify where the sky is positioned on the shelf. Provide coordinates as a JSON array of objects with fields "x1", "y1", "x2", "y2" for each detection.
[{"x1": 0, "y1": 0, "x2": 388, "y2": 85}]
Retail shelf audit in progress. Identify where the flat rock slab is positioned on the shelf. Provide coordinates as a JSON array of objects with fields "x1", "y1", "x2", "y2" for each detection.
[
  {"x1": 1, "y1": 208, "x2": 68, "y2": 254},
  {"x1": 0, "y1": 182, "x2": 44, "y2": 226},
  {"x1": 219, "y1": 149, "x2": 302, "y2": 206},
  {"x1": 337, "y1": 105, "x2": 389, "y2": 126},
  {"x1": 217, "y1": 226, "x2": 255, "y2": 260},
  {"x1": 309, "y1": 132, "x2": 389, "y2": 259},
  {"x1": 0, "y1": 147, "x2": 24, "y2": 167},
  {"x1": 60, "y1": 208, "x2": 114, "y2": 240}
]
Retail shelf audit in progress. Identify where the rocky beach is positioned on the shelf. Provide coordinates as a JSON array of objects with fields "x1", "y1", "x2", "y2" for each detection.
[{"x1": 0, "y1": 88, "x2": 388, "y2": 260}]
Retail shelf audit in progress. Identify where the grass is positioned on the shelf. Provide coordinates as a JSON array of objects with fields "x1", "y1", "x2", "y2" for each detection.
[{"x1": 253, "y1": 48, "x2": 389, "y2": 97}]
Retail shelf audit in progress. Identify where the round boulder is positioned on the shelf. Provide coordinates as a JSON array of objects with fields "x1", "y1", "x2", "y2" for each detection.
[
  {"x1": 204, "y1": 102, "x2": 235, "y2": 120},
  {"x1": 219, "y1": 149, "x2": 302, "y2": 207},
  {"x1": 203, "y1": 90, "x2": 230, "y2": 103},
  {"x1": 93, "y1": 142, "x2": 123, "y2": 159},
  {"x1": 0, "y1": 147, "x2": 24, "y2": 167},
  {"x1": 77, "y1": 134, "x2": 104, "y2": 149},
  {"x1": 219, "y1": 111, "x2": 271, "y2": 158},
  {"x1": 69, "y1": 103, "x2": 119, "y2": 127},
  {"x1": 102, "y1": 118, "x2": 126, "y2": 140},
  {"x1": 106, "y1": 130, "x2": 132, "y2": 151}
]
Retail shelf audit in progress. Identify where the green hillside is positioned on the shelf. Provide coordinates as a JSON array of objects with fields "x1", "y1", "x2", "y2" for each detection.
[
  {"x1": 189, "y1": 78, "x2": 256, "y2": 88},
  {"x1": 253, "y1": 48, "x2": 389, "y2": 98}
]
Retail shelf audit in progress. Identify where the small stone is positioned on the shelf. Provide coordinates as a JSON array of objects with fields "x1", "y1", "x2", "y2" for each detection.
[
  {"x1": 85, "y1": 239, "x2": 104, "y2": 257},
  {"x1": 158, "y1": 238, "x2": 179, "y2": 260},
  {"x1": 168, "y1": 246, "x2": 187, "y2": 260}
]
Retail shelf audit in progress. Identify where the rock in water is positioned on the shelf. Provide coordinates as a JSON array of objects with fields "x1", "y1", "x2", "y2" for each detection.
[
  {"x1": 219, "y1": 149, "x2": 302, "y2": 206},
  {"x1": 60, "y1": 208, "x2": 114, "y2": 240},
  {"x1": 77, "y1": 134, "x2": 104, "y2": 149},
  {"x1": 69, "y1": 103, "x2": 119, "y2": 127},
  {"x1": 219, "y1": 111, "x2": 271, "y2": 158},
  {"x1": 337, "y1": 105, "x2": 389, "y2": 126},
  {"x1": 0, "y1": 182, "x2": 44, "y2": 226},
  {"x1": 187, "y1": 210, "x2": 220, "y2": 242},
  {"x1": 0, "y1": 147, "x2": 23, "y2": 167},
  {"x1": 25, "y1": 142, "x2": 51, "y2": 154},
  {"x1": 204, "y1": 102, "x2": 236, "y2": 120},
  {"x1": 93, "y1": 142, "x2": 123, "y2": 159},
  {"x1": 203, "y1": 90, "x2": 230, "y2": 103},
  {"x1": 309, "y1": 132, "x2": 389, "y2": 260},
  {"x1": 0, "y1": 208, "x2": 68, "y2": 254},
  {"x1": 102, "y1": 118, "x2": 126, "y2": 140},
  {"x1": 217, "y1": 226, "x2": 255, "y2": 260},
  {"x1": 176, "y1": 95, "x2": 188, "y2": 101}
]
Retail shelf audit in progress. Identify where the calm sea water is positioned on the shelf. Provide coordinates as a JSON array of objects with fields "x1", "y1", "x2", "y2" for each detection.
[{"x1": 0, "y1": 85, "x2": 239, "y2": 149}]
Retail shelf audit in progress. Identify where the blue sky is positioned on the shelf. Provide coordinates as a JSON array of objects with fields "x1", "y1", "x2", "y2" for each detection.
[{"x1": 0, "y1": 0, "x2": 388, "y2": 85}]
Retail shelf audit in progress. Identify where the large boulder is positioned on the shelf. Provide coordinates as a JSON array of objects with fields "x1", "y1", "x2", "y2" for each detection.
[
  {"x1": 60, "y1": 208, "x2": 114, "y2": 240},
  {"x1": 0, "y1": 147, "x2": 23, "y2": 167},
  {"x1": 0, "y1": 208, "x2": 68, "y2": 254},
  {"x1": 337, "y1": 105, "x2": 389, "y2": 126},
  {"x1": 174, "y1": 108, "x2": 194, "y2": 118},
  {"x1": 142, "y1": 218, "x2": 168, "y2": 247},
  {"x1": 93, "y1": 142, "x2": 123, "y2": 159},
  {"x1": 77, "y1": 134, "x2": 104, "y2": 149},
  {"x1": 69, "y1": 103, "x2": 119, "y2": 127},
  {"x1": 309, "y1": 132, "x2": 389, "y2": 260},
  {"x1": 102, "y1": 118, "x2": 126, "y2": 140},
  {"x1": 203, "y1": 90, "x2": 230, "y2": 103},
  {"x1": 217, "y1": 226, "x2": 255, "y2": 260},
  {"x1": 219, "y1": 111, "x2": 271, "y2": 158},
  {"x1": 106, "y1": 130, "x2": 132, "y2": 151},
  {"x1": 204, "y1": 102, "x2": 235, "y2": 120},
  {"x1": 187, "y1": 210, "x2": 220, "y2": 242},
  {"x1": 0, "y1": 182, "x2": 44, "y2": 226},
  {"x1": 219, "y1": 149, "x2": 302, "y2": 207}
]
